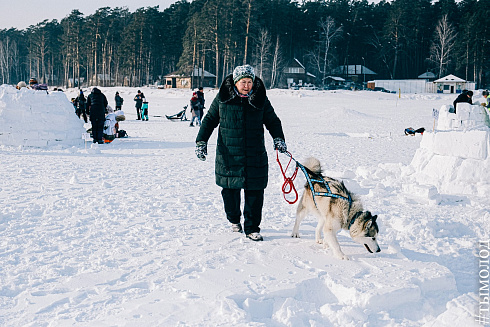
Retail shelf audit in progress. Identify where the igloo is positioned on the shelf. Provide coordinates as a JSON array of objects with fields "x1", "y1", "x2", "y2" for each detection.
[{"x1": 0, "y1": 85, "x2": 85, "y2": 147}]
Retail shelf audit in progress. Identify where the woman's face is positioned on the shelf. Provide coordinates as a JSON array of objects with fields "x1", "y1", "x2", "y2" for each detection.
[{"x1": 235, "y1": 78, "x2": 253, "y2": 95}]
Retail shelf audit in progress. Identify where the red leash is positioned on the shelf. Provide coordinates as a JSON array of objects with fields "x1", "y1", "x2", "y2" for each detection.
[{"x1": 276, "y1": 150, "x2": 299, "y2": 204}]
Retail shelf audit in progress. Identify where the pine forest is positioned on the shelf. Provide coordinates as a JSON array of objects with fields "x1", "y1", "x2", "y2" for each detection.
[{"x1": 0, "y1": 0, "x2": 488, "y2": 89}]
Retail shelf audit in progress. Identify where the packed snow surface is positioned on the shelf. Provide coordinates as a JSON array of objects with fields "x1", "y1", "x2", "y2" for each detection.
[{"x1": 0, "y1": 85, "x2": 488, "y2": 326}]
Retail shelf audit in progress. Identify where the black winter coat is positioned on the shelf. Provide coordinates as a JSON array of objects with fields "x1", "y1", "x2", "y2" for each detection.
[
  {"x1": 134, "y1": 94, "x2": 143, "y2": 108},
  {"x1": 74, "y1": 94, "x2": 86, "y2": 110},
  {"x1": 115, "y1": 94, "x2": 124, "y2": 107},
  {"x1": 453, "y1": 93, "x2": 472, "y2": 110},
  {"x1": 196, "y1": 75, "x2": 285, "y2": 190},
  {"x1": 87, "y1": 88, "x2": 108, "y2": 121}
]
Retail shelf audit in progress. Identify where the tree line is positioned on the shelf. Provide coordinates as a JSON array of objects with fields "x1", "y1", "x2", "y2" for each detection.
[{"x1": 0, "y1": 0, "x2": 488, "y2": 89}]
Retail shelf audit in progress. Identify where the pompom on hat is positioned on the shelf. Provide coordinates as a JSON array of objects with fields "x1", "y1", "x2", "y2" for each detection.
[{"x1": 233, "y1": 65, "x2": 255, "y2": 84}]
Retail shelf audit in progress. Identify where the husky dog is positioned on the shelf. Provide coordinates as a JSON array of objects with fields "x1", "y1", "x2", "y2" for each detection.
[{"x1": 291, "y1": 157, "x2": 380, "y2": 260}]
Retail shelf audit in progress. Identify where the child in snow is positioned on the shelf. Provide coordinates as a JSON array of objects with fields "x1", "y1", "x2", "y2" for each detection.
[
  {"x1": 103, "y1": 106, "x2": 118, "y2": 143},
  {"x1": 141, "y1": 101, "x2": 149, "y2": 121},
  {"x1": 189, "y1": 92, "x2": 201, "y2": 127}
]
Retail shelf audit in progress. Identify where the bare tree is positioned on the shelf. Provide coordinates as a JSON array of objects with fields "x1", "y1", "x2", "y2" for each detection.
[
  {"x1": 0, "y1": 37, "x2": 12, "y2": 84},
  {"x1": 243, "y1": 0, "x2": 253, "y2": 64},
  {"x1": 254, "y1": 29, "x2": 271, "y2": 80},
  {"x1": 307, "y1": 16, "x2": 343, "y2": 86},
  {"x1": 270, "y1": 35, "x2": 285, "y2": 89},
  {"x1": 428, "y1": 14, "x2": 457, "y2": 78}
]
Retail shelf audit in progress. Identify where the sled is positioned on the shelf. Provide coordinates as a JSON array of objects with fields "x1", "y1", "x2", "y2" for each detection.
[
  {"x1": 165, "y1": 105, "x2": 189, "y2": 121},
  {"x1": 404, "y1": 127, "x2": 425, "y2": 136}
]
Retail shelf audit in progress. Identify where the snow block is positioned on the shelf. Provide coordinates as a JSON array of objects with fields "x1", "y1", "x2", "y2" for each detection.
[
  {"x1": 431, "y1": 130, "x2": 488, "y2": 159},
  {"x1": 437, "y1": 103, "x2": 490, "y2": 131},
  {"x1": 408, "y1": 127, "x2": 490, "y2": 195}
]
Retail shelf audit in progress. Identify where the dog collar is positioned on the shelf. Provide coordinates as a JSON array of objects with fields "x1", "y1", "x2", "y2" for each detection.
[{"x1": 348, "y1": 212, "x2": 363, "y2": 230}]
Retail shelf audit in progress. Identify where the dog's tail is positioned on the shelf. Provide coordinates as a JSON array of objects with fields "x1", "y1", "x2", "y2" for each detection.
[{"x1": 302, "y1": 157, "x2": 322, "y2": 175}]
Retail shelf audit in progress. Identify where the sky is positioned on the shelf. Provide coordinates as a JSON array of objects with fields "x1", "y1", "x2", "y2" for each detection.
[
  {"x1": 0, "y1": 0, "x2": 178, "y2": 30},
  {"x1": 0, "y1": 0, "x2": 385, "y2": 30}
]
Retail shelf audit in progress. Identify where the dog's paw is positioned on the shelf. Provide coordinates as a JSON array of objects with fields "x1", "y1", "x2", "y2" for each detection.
[
  {"x1": 316, "y1": 238, "x2": 323, "y2": 244},
  {"x1": 291, "y1": 232, "x2": 300, "y2": 238},
  {"x1": 334, "y1": 252, "x2": 349, "y2": 260}
]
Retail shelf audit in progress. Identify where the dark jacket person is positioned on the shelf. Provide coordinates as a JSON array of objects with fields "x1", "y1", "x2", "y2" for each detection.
[
  {"x1": 86, "y1": 87, "x2": 108, "y2": 144},
  {"x1": 115, "y1": 92, "x2": 124, "y2": 110},
  {"x1": 134, "y1": 90, "x2": 143, "y2": 120},
  {"x1": 453, "y1": 90, "x2": 473, "y2": 113},
  {"x1": 195, "y1": 65, "x2": 287, "y2": 241}
]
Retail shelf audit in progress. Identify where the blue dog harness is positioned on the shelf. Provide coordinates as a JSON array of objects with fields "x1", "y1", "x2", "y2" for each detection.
[
  {"x1": 277, "y1": 151, "x2": 356, "y2": 229},
  {"x1": 295, "y1": 161, "x2": 352, "y2": 207}
]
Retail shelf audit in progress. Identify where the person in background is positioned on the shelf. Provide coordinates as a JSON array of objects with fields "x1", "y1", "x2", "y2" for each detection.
[
  {"x1": 452, "y1": 90, "x2": 473, "y2": 113},
  {"x1": 74, "y1": 89, "x2": 88, "y2": 123},
  {"x1": 197, "y1": 86, "x2": 205, "y2": 119},
  {"x1": 481, "y1": 90, "x2": 489, "y2": 111},
  {"x1": 134, "y1": 90, "x2": 143, "y2": 120},
  {"x1": 87, "y1": 87, "x2": 108, "y2": 144},
  {"x1": 189, "y1": 92, "x2": 201, "y2": 127},
  {"x1": 115, "y1": 91, "x2": 124, "y2": 111},
  {"x1": 195, "y1": 64, "x2": 287, "y2": 242},
  {"x1": 141, "y1": 101, "x2": 149, "y2": 121}
]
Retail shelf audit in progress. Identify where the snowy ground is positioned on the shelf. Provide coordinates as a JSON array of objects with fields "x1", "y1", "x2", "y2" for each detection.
[{"x1": 0, "y1": 86, "x2": 488, "y2": 326}]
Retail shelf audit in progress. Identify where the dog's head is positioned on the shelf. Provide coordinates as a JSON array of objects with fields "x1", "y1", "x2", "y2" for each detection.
[{"x1": 350, "y1": 211, "x2": 380, "y2": 254}]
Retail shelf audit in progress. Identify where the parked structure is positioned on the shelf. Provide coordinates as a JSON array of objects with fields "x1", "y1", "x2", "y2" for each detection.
[
  {"x1": 368, "y1": 74, "x2": 476, "y2": 94},
  {"x1": 163, "y1": 68, "x2": 216, "y2": 89},
  {"x1": 332, "y1": 65, "x2": 376, "y2": 83},
  {"x1": 434, "y1": 74, "x2": 475, "y2": 94},
  {"x1": 283, "y1": 58, "x2": 316, "y2": 88}
]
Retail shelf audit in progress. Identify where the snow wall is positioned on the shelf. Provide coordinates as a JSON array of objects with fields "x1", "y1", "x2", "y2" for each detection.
[
  {"x1": 0, "y1": 85, "x2": 85, "y2": 147},
  {"x1": 405, "y1": 102, "x2": 490, "y2": 196}
]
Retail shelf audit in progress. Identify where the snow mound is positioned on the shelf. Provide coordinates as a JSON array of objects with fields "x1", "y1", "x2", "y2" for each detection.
[
  {"x1": 404, "y1": 103, "x2": 490, "y2": 196},
  {"x1": 0, "y1": 85, "x2": 85, "y2": 147}
]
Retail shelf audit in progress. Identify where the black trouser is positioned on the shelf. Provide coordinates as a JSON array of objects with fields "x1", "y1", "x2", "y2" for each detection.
[
  {"x1": 91, "y1": 119, "x2": 105, "y2": 143},
  {"x1": 136, "y1": 106, "x2": 141, "y2": 120},
  {"x1": 76, "y1": 108, "x2": 88, "y2": 123},
  {"x1": 221, "y1": 188, "x2": 264, "y2": 235}
]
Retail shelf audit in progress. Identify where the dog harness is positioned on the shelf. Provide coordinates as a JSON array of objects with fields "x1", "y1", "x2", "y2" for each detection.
[
  {"x1": 296, "y1": 162, "x2": 352, "y2": 208},
  {"x1": 277, "y1": 151, "x2": 352, "y2": 208}
]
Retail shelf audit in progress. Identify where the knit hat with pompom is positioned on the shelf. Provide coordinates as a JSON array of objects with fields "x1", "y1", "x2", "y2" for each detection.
[{"x1": 233, "y1": 65, "x2": 255, "y2": 84}]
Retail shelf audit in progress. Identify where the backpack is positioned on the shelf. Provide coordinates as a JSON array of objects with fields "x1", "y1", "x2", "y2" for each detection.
[{"x1": 117, "y1": 130, "x2": 128, "y2": 138}]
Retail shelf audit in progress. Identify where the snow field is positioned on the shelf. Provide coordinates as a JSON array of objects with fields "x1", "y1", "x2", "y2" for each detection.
[{"x1": 0, "y1": 85, "x2": 487, "y2": 326}]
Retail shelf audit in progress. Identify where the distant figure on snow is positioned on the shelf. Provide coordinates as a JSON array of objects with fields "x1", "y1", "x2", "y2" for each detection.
[
  {"x1": 115, "y1": 91, "x2": 124, "y2": 111},
  {"x1": 141, "y1": 101, "x2": 149, "y2": 121},
  {"x1": 452, "y1": 90, "x2": 473, "y2": 113},
  {"x1": 134, "y1": 90, "x2": 144, "y2": 120},
  {"x1": 197, "y1": 86, "x2": 205, "y2": 119},
  {"x1": 189, "y1": 92, "x2": 201, "y2": 127},
  {"x1": 481, "y1": 90, "x2": 489, "y2": 111},
  {"x1": 74, "y1": 89, "x2": 88, "y2": 123},
  {"x1": 87, "y1": 87, "x2": 108, "y2": 144}
]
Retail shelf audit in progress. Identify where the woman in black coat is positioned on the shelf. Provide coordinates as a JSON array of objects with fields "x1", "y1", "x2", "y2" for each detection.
[{"x1": 195, "y1": 65, "x2": 287, "y2": 241}]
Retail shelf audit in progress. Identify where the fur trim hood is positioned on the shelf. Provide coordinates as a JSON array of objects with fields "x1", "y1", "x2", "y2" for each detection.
[{"x1": 219, "y1": 74, "x2": 267, "y2": 110}]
